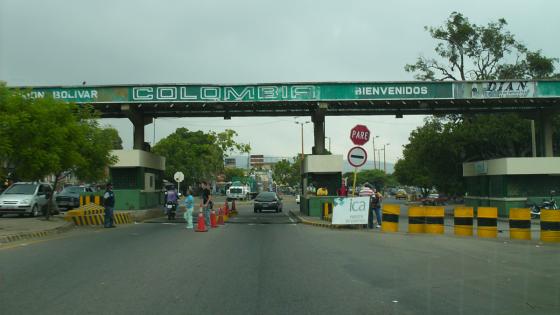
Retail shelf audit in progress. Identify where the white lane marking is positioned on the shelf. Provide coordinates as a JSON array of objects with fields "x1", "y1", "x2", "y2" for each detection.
[{"x1": 289, "y1": 217, "x2": 295, "y2": 223}]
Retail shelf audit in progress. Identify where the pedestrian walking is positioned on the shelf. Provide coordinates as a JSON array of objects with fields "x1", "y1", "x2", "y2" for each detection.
[
  {"x1": 372, "y1": 189, "x2": 383, "y2": 228},
  {"x1": 103, "y1": 183, "x2": 116, "y2": 228},
  {"x1": 200, "y1": 181, "x2": 212, "y2": 226},
  {"x1": 359, "y1": 183, "x2": 375, "y2": 229},
  {"x1": 184, "y1": 188, "x2": 194, "y2": 229}
]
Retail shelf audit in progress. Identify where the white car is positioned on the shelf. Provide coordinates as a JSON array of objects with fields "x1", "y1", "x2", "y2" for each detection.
[{"x1": 296, "y1": 194, "x2": 300, "y2": 204}]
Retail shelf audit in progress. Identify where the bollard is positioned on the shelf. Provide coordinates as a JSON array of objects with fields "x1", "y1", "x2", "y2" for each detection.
[
  {"x1": 322, "y1": 202, "x2": 329, "y2": 220},
  {"x1": 477, "y1": 207, "x2": 498, "y2": 238},
  {"x1": 454, "y1": 207, "x2": 474, "y2": 236},
  {"x1": 94, "y1": 195, "x2": 101, "y2": 205},
  {"x1": 509, "y1": 208, "x2": 531, "y2": 240},
  {"x1": 425, "y1": 206, "x2": 444, "y2": 234},
  {"x1": 540, "y1": 210, "x2": 560, "y2": 242},
  {"x1": 381, "y1": 204, "x2": 399, "y2": 232},
  {"x1": 408, "y1": 206, "x2": 425, "y2": 233}
]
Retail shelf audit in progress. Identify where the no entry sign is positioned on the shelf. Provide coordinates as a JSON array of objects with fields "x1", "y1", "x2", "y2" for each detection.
[
  {"x1": 347, "y1": 146, "x2": 368, "y2": 168},
  {"x1": 350, "y1": 124, "x2": 370, "y2": 146}
]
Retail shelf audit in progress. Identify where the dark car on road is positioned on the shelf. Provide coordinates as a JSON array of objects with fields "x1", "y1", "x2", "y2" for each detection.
[
  {"x1": 55, "y1": 185, "x2": 95, "y2": 211},
  {"x1": 254, "y1": 192, "x2": 283, "y2": 213}
]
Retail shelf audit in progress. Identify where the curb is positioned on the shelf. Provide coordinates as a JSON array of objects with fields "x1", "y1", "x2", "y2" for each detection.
[
  {"x1": 289, "y1": 210, "x2": 345, "y2": 229},
  {"x1": 0, "y1": 221, "x2": 75, "y2": 245}
]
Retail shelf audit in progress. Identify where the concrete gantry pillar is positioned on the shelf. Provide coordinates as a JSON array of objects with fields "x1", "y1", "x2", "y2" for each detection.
[
  {"x1": 311, "y1": 105, "x2": 327, "y2": 155},
  {"x1": 539, "y1": 110, "x2": 555, "y2": 157},
  {"x1": 122, "y1": 105, "x2": 153, "y2": 151}
]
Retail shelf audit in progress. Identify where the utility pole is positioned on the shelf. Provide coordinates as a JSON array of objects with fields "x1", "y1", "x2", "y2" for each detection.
[
  {"x1": 383, "y1": 143, "x2": 390, "y2": 174},
  {"x1": 372, "y1": 135, "x2": 379, "y2": 169},
  {"x1": 295, "y1": 120, "x2": 310, "y2": 195}
]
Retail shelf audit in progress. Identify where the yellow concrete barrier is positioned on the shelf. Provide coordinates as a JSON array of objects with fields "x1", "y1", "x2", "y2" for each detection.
[
  {"x1": 477, "y1": 207, "x2": 497, "y2": 238},
  {"x1": 540, "y1": 210, "x2": 560, "y2": 243},
  {"x1": 408, "y1": 207, "x2": 425, "y2": 233},
  {"x1": 69, "y1": 211, "x2": 132, "y2": 226},
  {"x1": 381, "y1": 204, "x2": 399, "y2": 232},
  {"x1": 425, "y1": 206, "x2": 444, "y2": 234},
  {"x1": 454, "y1": 207, "x2": 473, "y2": 236},
  {"x1": 509, "y1": 208, "x2": 531, "y2": 240}
]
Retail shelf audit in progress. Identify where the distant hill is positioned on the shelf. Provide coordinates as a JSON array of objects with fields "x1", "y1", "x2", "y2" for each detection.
[
  {"x1": 228, "y1": 155, "x2": 394, "y2": 174},
  {"x1": 343, "y1": 160, "x2": 394, "y2": 174}
]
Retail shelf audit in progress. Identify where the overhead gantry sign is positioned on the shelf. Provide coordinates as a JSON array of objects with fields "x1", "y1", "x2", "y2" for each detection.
[{"x1": 15, "y1": 80, "x2": 560, "y2": 154}]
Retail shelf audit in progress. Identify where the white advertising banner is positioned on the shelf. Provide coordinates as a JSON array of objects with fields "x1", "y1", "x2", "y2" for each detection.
[{"x1": 331, "y1": 197, "x2": 369, "y2": 225}]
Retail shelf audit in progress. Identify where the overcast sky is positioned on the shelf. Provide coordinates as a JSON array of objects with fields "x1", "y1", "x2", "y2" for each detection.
[{"x1": 2, "y1": 0, "x2": 559, "y2": 163}]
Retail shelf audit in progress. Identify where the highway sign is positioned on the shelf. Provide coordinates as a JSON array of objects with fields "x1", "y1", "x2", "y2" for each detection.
[
  {"x1": 350, "y1": 125, "x2": 370, "y2": 146},
  {"x1": 347, "y1": 146, "x2": 368, "y2": 168}
]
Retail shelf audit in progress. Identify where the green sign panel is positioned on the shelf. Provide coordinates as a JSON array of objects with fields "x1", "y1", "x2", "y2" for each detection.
[
  {"x1": 17, "y1": 80, "x2": 560, "y2": 104},
  {"x1": 24, "y1": 82, "x2": 453, "y2": 103}
]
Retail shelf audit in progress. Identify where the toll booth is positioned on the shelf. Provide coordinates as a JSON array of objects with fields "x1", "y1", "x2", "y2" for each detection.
[
  {"x1": 300, "y1": 155, "x2": 343, "y2": 217},
  {"x1": 109, "y1": 150, "x2": 166, "y2": 210},
  {"x1": 463, "y1": 157, "x2": 560, "y2": 217}
]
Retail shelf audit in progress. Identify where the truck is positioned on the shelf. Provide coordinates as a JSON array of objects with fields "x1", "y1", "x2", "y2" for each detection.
[{"x1": 226, "y1": 181, "x2": 252, "y2": 201}]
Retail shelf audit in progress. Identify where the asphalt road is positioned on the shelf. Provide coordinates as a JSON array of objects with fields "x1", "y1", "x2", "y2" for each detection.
[{"x1": 1, "y1": 196, "x2": 559, "y2": 315}]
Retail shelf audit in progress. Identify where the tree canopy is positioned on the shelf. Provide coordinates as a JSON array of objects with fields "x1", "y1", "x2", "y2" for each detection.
[
  {"x1": 271, "y1": 156, "x2": 301, "y2": 187},
  {"x1": 0, "y1": 83, "x2": 118, "y2": 218},
  {"x1": 405, "y1": 12, "x2": 559, "y2": 81},
  {"x1": 152, "y1": 128, "x2": 250, "y2": 188},
  {"x1": 396, "y1": 12, "x2": 560, "y2": 195},
  {"x1": 343, "y1": 169, "x2": 397, "y2": 192}
]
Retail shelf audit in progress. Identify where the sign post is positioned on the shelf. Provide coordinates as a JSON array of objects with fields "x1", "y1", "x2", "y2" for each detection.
[
  {"x1": 347, "y1": 146, "x2": 368, "y2": 197},
  {"x1": 174, "y1": 171, "x2": 185, "y2": 195}
]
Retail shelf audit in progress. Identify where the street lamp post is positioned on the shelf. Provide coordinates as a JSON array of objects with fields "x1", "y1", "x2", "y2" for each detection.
[
  {"x1": 295, "y1": 120, "x2": 310, "y2": 159},
  {"x1": 295, "y1": 120, "x2": 310, "y2": 195},
  {"x1": 383, "y1": 143, "x2": 390, "y2": 174},
  {"x1": 372, "y1": 135, "x2": 379, "y2": 169}
]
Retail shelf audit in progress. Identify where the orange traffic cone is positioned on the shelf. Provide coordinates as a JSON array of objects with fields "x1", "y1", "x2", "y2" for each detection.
[
  {"x1": 224, "y1": 200, "x2": 229, "y2": 212},
  {"x1": 210, "y1": 210, "x2": 218, "y2": 228},
  {"x1": 196, "y1": 212, "x2": 208, "y2": 232},
  {"x1": 217, "y1": 207, "x2": 225, "y2": 225}
]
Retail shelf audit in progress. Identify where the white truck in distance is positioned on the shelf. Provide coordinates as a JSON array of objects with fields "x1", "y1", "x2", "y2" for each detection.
[{"x1": 226, "y1": 181, "x2": 251, "y2": 201}]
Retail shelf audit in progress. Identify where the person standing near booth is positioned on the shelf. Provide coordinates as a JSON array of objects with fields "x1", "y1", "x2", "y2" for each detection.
[
  {"x1": 372, "y1": 189, "x2": 383, "y2": 228},
  {"x1": 103, "y1": 183, "x2": 116, "y2": 228},
  {"x1": 359, "y1": 183, "x2": 375, "y2": 229}
]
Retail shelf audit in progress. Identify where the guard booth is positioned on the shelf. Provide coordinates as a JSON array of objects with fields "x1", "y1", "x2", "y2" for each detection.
[
  {"x1": 109, "y1": 150, "x2": 166, "y2": 210},
  {"x1": 463, "y1": 157, "x2": 560, "y2": 217},
  {"x1": 300, "y1": 155, "x2": 342, "y2": 217}
]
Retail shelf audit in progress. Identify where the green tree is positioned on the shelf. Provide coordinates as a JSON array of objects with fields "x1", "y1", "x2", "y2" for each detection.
[
  {"x1": 0, "y1": 85, "x2": 117, "y2": 219},
  {"x1": 400, "y1": 12, "x2": 559, "y2": 194},
  {"x1": 153, "y1": 128, "x2": 250, "y2": 189},
  {"x1": 343, "y1": 169, "x2": 393, "y2": 192},
  {"x1": 101, "y1": 127, "x2": 123, "y2": 149},
  {"x1": 224, "y1": 167, "x2": 246, "y2": 182},
  {"x1": 272, "y1": 159, "x2": 293, "y2": 186},
  {"x1": 214, "y1": 129, "x2": 251, "y2": 157},
  {"x1": 405, "y1": 12, "x2": 558, "y2": 81}
]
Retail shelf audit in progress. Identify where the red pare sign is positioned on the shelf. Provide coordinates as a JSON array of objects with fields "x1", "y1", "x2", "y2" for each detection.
[{"x1": 350, "y1": 124, "x2": 371, "y2": 146}]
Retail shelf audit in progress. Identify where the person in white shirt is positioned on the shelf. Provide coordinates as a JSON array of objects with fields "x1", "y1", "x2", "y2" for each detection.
[{"x1": 359, "y1": 183, "x2": 375, "y2": 229}]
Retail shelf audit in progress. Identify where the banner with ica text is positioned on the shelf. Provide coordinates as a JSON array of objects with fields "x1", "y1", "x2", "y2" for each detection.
[{"x1": 331, "y1": 197, "x2": 369, "y2": 225}]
